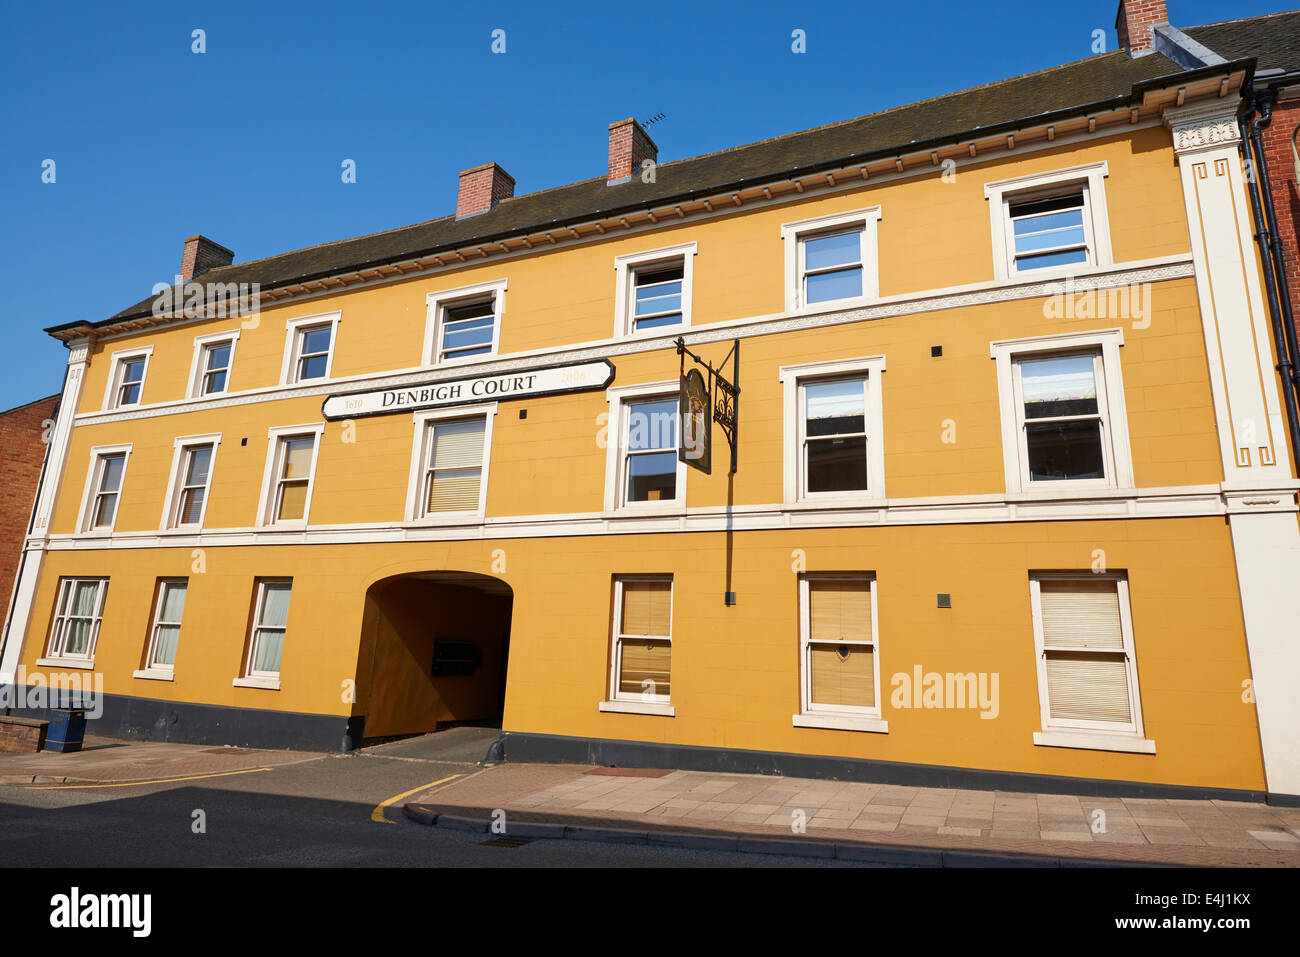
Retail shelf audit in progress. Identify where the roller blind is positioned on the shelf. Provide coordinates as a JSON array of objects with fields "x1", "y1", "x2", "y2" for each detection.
[
  {"x1": 1045, "y1": 651, "x2": 1132, "y2": 724},
  {"x1": 620, "y1": 580, "x2": 671, "y2": 637},
  {"x1": 619, "y1": 639, "x2": 671, "y2": 696},
  {"x1": 810, "y1": 644, "x2": 875, "y2": 708},
  {"x1": 1040, "y1": 580, "x2": 1123, "y2": 649},
  {"x1": 809, "y1": 579, "x2": 871, "y2": 643},
  {"x1": 278, "y1": 481, "x2": 308, "y2": 520},
  {"x1": 428, "y1": 471, "x2": 481, "y2": 511},
  {"x1": 431, "y1": 419, "x2": 485, "y2": 469},
  {"x1": 281, "y1": 437, "x2": 314, "y2": 479}
]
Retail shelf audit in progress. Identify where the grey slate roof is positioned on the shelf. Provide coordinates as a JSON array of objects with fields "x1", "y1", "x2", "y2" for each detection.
[
  {"x1": 1186, "y1": 9, "x2": 1300, "y2": 72},
  {"x1": 56, "y1": 9, "x2": 1300, "y2": 334}
]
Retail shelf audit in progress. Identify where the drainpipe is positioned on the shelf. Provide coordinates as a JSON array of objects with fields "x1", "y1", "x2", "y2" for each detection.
[{"x1": 1239, "y1": 80, "x2": 1300, "y2": 472}]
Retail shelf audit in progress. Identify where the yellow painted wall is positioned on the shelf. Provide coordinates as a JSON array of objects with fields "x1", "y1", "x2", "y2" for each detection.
[
  {"x1": 20, "y1": 517, "x2": 1263, "y2": 791},
  {"x1": 51, "y1": 271, "x2": 1223, "y2": 535}
]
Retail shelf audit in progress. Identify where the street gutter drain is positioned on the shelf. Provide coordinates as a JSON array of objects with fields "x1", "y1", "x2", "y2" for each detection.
[{"x1": 480, "y1": 836, "x2": 533, "y2": 848}]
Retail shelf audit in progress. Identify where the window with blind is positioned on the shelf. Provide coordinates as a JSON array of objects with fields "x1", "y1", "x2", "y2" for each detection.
[
  {"x1": 611, "y1": 577, "x2": 672, "y2": 702},
  {"x1": 269, "y1": 434, "x2": 317, "y2": 524},
  {"x1": 167, "y1": 441, "x2": 216, "y2": 528},
  {"x1": 1031, "y1": 574, "x2": 1142, "y2": 735},
  {"x1": 145, "y1": 579, "x2": 187, "y2": 672},
  {"x1": 422, "y1": 416, "x2": 487, "y2": 515},
  {"x1": 799, "y1": 575, "x2": 879, "y2": 716}
]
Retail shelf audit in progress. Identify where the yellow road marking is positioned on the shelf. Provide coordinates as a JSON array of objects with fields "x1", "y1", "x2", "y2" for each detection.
[
  {"x1": 371, "y1": 773, "x2": 462, "y2": 824},
  {"x1": 21, "y1": 766, "x2": 274, "y2": 790}
]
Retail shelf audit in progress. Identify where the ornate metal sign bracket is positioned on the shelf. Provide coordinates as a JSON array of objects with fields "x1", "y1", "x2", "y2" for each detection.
[{"x1": 675, "y1": 336, "x2": 740, "y2": 474}]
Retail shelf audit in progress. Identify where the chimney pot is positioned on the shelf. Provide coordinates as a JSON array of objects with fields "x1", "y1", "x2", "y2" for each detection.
[
  {"x1": 180, "y1": 235, "x2": 234, "y2": 282},
  {"x1": 607, "y1": 118, "x2": 659, "y2": 185},
  {"x1": 1115, "y1": 0, "x2": 1168, "y2": 55},
  {"x1": 456, "y1": 163, "x2": 515, "y2": 219}
]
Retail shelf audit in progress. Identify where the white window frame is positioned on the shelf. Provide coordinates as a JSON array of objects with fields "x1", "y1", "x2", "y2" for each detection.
[
  {"x1": 256, "y1": 424, "x2": 325, "y2": 528},
  {"x1": 42, "y1": 576, "x2": 109, "y2": 664},
  {"x1": 984, "y1": 162, "x2": 1112, "y2": 282},
  {"x1": 1029, "y1": 571, "x2": 1154, "y2": 754},
  {"x1": 186, "y1": 329, "x2": 240, "y2": 397},
  {"x1": 602, "y1": 381, "x2": 687, "y2": 515},
  {"x1": 280, "y1": 312, "x2": 341, "y2": 385},
  {"x1": 403, "y1": 403, "x2": 498, "y2": 523},
  {"x1": 793, "y1": 572, "x2": 887, "y2": 733},
  {"x1": 600, "y1": 574, "x2": 675, "y2": 716},
  {"x1": 991, "y1": 329, "x2": 1133, "y2": 495},
  {"x1": 160, "y1": 433, "x2": 222, "y2": 531},
  {"x1": 613, "y1": 242, "x2": 697, "y2": 338},
  {"x1": 101, "y1": 346, "x2": 154, "y2": 410},
  {"x1": 136, "y1": 577, "x2": 188, "y2": 679},
  {"x1": 76, "y1": 443, "x2": 133, "y2": 535},
  {"x1": 779, "y1": 356, "x2": 886, "y2": 506},
  {"x1": 234, "y1": 578, "x2": 291, "y2": 690},
  {"x1": 780, "y1": 206, "x2": 881, "y2": 312},
  {"x1": 423, "y1": 279, "x2": 507, "y2": 367}
]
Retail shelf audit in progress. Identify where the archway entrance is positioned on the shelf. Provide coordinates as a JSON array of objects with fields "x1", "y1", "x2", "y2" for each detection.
[{"x1": 358, "y1": 571, "x2": 512, "y2": 742}]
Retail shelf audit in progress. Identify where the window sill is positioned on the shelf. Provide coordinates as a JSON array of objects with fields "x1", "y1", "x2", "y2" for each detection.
[
  {"x1": 793, "y1": 713, "x2": 889, "y2": 733},
  {"x1": 604, "y1": 504, "x2": 687, "y2": 519},
  {"x1": 1033, "y1": 730, "x2": 1155, "y2": 754},
  {"x1": 1008, "y1": 482, "x2": 1127, "y2": 499},
  {"x1": 132, "y1": 669, "x2": 174, "y2": 682},
  {"x1": 786, "y1": 495, "x2": 887, "y2": 510},
  {"x1": 35, "y1": 657, "x2": 95, "y2": 671},
  {"x1": 232, "y1": 676, "x2": 281, "y2": 691},
  {"x1": 408, "y1": 512, "x2": 487, "y2": 527},
  {"x1": 599, "y1": 700, "x2": 675, "y2": 717}
]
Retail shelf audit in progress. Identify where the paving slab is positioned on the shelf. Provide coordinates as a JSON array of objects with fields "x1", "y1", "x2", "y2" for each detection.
[
  {"x1": 0, "y1": 734, "x2": 318, "y2": 785},
  {"x1": 403, "y1": 761, "x2": 1300, "y2": 866}
]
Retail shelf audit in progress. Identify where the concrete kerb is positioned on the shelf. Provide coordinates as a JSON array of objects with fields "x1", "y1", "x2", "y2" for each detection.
[{"x1": 400, "y1": 803, "x2": 1147, "y2": 866}]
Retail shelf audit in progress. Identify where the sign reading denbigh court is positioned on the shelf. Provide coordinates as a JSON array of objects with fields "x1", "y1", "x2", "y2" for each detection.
[{"x1": 322, "y1": 358, "x2": 615, "y2": 420}]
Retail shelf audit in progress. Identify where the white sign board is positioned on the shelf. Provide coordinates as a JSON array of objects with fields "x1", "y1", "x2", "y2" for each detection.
[{"x1": 322, "y1": 359, "x2": 615, "y2": 420}]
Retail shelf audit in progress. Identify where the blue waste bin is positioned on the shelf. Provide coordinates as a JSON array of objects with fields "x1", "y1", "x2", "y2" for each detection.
[{"x1": 46, "y1": 708, "x2": 88, "y2": 753}]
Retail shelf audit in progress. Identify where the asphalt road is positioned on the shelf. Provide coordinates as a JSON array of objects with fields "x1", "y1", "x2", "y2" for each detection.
[{"x1": 0, "y1": 752, "x2": 873, "y2": 868}]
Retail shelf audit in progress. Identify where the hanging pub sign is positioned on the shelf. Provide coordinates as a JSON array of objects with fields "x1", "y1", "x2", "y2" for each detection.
[
  {"x1": 679, "y1": 367, "x2": 712, "y2": 474},
  {"x1": 674, "y1": 336, "x2": 739, "y2": 475},
  {"x1": 321, "y1": 358, "x2": 615, "y2": 420}
]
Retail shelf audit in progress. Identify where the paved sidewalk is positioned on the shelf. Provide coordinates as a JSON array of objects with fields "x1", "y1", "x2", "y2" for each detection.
[
  {"x1": 406, "y1": 763, "x2": 1300, "y2": 866},
  {"x1": 0, "y1": 734, "x2": 318, "y2": 785}
]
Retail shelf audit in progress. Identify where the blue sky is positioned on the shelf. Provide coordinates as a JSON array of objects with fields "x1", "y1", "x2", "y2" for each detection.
[{"x1": 0, "y1": 0, "x2": 1287, "y2": 411}]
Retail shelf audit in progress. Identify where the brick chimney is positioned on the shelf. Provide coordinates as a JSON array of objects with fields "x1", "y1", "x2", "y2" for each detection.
[
  {"x1": 607, "y1": 118, "x2": 658, "y2": 185},
  {"x1": 456, "y1": 163, "x2": 515, "y2": 219},
  {"x1": 1115, "y1": 0, "x2": 1168, "y2": 55},
  {"x1": 180, "y1": 235, "x2": 234, "y2": 282}
]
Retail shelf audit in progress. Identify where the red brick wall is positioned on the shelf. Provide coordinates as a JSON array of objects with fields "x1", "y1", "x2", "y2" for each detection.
[
  {"x1": 0, "y1": 395, "x2": 58, "y2": 627},
  {"x1": 456, "y1": 164, "x2": 515, "y2": 218},
  {"x1": 1115, "y1": 0, "x2": 1167, "y2": 53},
  {"x1": 1258, "y1": 94, "x2": 1300, "y2": 349}
]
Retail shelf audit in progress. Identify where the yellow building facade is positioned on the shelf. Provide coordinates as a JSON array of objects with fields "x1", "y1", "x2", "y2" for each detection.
[{"x1": 4, "y1": 30, "x2": 1300, "y2": 802}]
